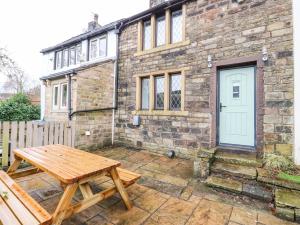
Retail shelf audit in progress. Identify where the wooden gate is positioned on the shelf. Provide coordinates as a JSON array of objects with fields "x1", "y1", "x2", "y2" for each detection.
[{"x1": 0, "y1": 121, "x2": 75, "y2": 169}]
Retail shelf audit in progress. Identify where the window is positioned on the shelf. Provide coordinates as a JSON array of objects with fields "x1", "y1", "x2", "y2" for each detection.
[
  {"x1": 141, "y1": 77, "x2": 150, "y2": 110},
  {"x1": 99, "y1": 36, "x2": 107, "y2": 57},
  {"x1": 233, "y1": 82, "x2": 240, "y2": 98},
  {"x1": 62, "y1": 49, "x2": 69, "y2": 67},
  {"x1": 76, "y1": 44, "x2": 82, "y2": 64},
  {"x1": 61, "y1": 83, "x2": 68, "y2": 108},
  {"x1": 55, "y1": 51, "x2": 62, "y2": 69},
  {"x1": 171, "y1": 10, "x2": 183, "y2": 43},
  {"x1": 154, "y1": 76, "x2": 165, "y2": 110},
  {"x1": 143, "y1": 20, "x2": 151, "y2": 50},
  {"x1": 90, "y1": 39, "x2": 98, "y2": 59},
  {"x1": 53, "y1": 85, "x2": 59, "y2": 109},
  {"x1": 69, "y1": 47, "x2": 76, "y2": 65},
  {"x1": 170, "y1": 73, "x2": 181, "y2": 110},
  {"x1": 156, "y1": 15, "x2": 166, "y2": 46}
]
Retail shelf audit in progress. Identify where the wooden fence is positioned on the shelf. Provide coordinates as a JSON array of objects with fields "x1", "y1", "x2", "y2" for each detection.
[{"x1": 0, "y1": 121, "x2": 75, "y2": 169}]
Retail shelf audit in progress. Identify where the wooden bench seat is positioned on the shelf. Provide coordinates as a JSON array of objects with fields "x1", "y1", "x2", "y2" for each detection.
[
  {"x1": 0, "y1": 170, "x2": 52, "y2": 225},
  {"x1": 107, "y1": 168, "x2": 141, "y2": 187}
]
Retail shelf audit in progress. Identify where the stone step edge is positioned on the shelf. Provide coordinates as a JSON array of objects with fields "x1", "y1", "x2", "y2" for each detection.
[
  {"x1": 210, "y1": 162, "x2": 257, "y2": 180},
  {"x1": 214, "y1": 156, "x2": 263, "y2": 167},
  {"x1": 205, "y1": 175, "x2": 273, "y2": 202}
]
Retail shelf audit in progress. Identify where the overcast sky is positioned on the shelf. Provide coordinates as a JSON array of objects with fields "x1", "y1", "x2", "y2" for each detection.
[{"x1": 0, "y1": 0, "x2": 148, "y2": 89}]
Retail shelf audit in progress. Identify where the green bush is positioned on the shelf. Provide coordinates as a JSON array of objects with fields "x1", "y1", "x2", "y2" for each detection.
[{"x1": 0, "y1": 93, "x2": 40, "y2": 121}]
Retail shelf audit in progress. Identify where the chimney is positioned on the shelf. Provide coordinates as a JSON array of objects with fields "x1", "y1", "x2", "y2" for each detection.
[
  {"x1": 150, "y1": 0, "x2": 167, "y2": 8},
  {"x1": 88, "y1": 13, "x2": 100, "y2": 31}
]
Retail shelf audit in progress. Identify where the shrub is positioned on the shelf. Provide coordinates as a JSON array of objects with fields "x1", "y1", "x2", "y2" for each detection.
[
  {"x1": 0, "y1": 93, "x2": 40, "y2": 121},
  {"x1": 264, "y1": 153, "x2": 296, "y2": 175}
]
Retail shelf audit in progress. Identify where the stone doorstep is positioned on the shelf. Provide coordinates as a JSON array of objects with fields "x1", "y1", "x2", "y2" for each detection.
[
  {"x1": 211, "y1": 161, "x2": 257, "y2": 180},
  {"x1": 275, "y1": 188, "x2": 300, "y2": 209},
  {"x1": 214, "y1": 152, "x2": 262, "y2": 167},
  {"x1": 257, "y1": 168, "x2": 300, "y2": 192},
  {"x1": 275, "y1": 207, "x2": 295, "y2": 222},
  {"x1": 205, "y1": 176, "x2": 243, "y2": 193}
]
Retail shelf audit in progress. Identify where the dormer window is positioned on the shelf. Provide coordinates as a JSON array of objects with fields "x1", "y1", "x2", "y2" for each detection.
[
  {"x1": 89, "y1": 35, "x2": 107, "y2": 60},
  {"x1": 69, "y1": 47, "x2": 76, "y2": 65},
  {"x1": 54, "y1": 43, "x2": 82, "y2": 70},
  {"x1": 62, "y1": 49, "x2": 69, "y2": 67},
  {"x1": 55, "y1": 51, "x2": 62, "y2": 69}
]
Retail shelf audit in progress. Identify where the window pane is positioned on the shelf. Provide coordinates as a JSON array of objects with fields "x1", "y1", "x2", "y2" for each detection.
[
  {"x1": 56, "y1": 51, "x2": 62, "y2": 69},
  {"x1": 143, "y1": 20, "x2": 151, "y2": 50},
  {"x1": 69, "y1": 47, "x2": 76, "y2": 65},
  {"x1": 170, "y1": 74, "x2": 181, "y2": 110},
  {"x1": 171, "y1": 10, "x2": 183, "y2": 43},
  {"x1": 53, "y1": 86, "x2": 59, "y2": 106},
  {"x1": 61, "y1": 84, "x2": 68, "y2": 108},
  {"x1": 141, "y1": 78, "x2": 150, "y2": 110},
  {"x1": 76, "y1": 44, "x2": 81, "y2": 64},
  {"x1": 99, "y1": 37, "x2": 107, "y2": 57},
  {"x1": 156, "y1": 16, "x2": 165, "y2": 46},
  {"x1": 155, "y1": 76, "x2": 164, "y2": 110},
  {"x1": 62, "y1": 49, "x2": 69, "y2": 67},
  {"x1": 90, "y1": 39, "x2": 98, "y2": 59}
]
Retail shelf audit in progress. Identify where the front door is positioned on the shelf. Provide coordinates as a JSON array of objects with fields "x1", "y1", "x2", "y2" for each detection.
[{"x1": 218, "y1": 66, "x2": 255, "y2": 147}]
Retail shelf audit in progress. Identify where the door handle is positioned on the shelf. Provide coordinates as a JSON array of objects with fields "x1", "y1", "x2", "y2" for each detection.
[{"x1": 220, "y1": 103, "x2": 227, "y2": 112}]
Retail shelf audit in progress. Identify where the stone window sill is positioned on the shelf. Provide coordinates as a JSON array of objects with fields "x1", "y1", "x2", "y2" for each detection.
[
  {"x1": 132, "y1": 110, "x2": 189, "y2": 117},
  {"x1": 134, "y1": 40, "x2": 190, "y2": 57}
]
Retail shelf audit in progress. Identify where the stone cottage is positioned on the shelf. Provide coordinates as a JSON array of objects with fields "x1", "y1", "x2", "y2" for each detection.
[
  {"x1": 40, "y1": 15, "x2": 122, "y2": 150},
  {"x1": 40, "y1": 0, "x2": 296, "y2": 161}
]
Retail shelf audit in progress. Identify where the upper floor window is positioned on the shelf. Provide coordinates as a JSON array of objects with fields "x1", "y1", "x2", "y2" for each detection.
[
  {"x1": 76, "y1": 44, "x2": 81, "y2": 64},
  {"x1": 54, "y1": 43, "x2": 82, "y2": 70},
  {"x1": 62, "y1": 49, "x2": 69, "y2": 67},
  {"x1": 56, "y1": 51, "x2": 62, "y2": 69},
  {"x1": 171, "y1": 10, "x2": 183, "y2": 43},
  {"x1": 143, "y1": 20, "x2": 151, "y2": 50},
  {"x1": 69, "y1": 47, "x2": 76, "y2": 65},
  {"x1": 156, "y1": 15, "x2": 166, "y2": 46},
  {"x1": 90, "y1": 39, "x2": 98, "y2": 59},
  {"x1": 99, "y1": 36, "x2": 107, "y2": 57},
  {"x1": 90, "y1": 35, "x2": 107, "y2": 60}
]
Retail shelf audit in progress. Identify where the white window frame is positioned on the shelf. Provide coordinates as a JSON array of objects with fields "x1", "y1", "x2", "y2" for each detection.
[
  {"x1": 89, "y1": 38, "x2": 98, "y2": 60},
  {"x1": 55, "y1": 51, "x2": 62, "y2": 70},
  {"x1": 60, "y1": 83, "x2": 68, "y2": 109},
  {"x1": 52, "y1": 85, "x2": 60, "y2": 110},
  {"x1": 99, "y1": 35, "x2": 107, "y2": 58},
  {"x1": 76, "y1": 44, "x2": 82, "y2": 64},
  {"x1": 69, "y1": 47, "x2": 76, "y2": 66},
  {"x1": 62, "y1": 49, "x2": 69, "y2": 68}
]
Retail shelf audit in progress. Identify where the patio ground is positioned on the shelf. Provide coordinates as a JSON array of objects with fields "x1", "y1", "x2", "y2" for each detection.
[{"x1": 16, "y1": 146, "x2": 297, "y2": 225}]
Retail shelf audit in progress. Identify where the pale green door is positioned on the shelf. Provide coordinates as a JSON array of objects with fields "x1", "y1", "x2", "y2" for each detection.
[{"x1": 219, "y1": 67, "x2": 255, "y2": 147}]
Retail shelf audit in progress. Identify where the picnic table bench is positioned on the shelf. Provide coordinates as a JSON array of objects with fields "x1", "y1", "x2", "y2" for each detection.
[{"x1": 0, "y1": 145, "x2": 141, "y2": 225}]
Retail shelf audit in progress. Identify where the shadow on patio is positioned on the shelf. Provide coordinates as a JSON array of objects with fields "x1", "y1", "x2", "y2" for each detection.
[{"x1": 16, "y1": 147, "x2": 296, "y2": 225}]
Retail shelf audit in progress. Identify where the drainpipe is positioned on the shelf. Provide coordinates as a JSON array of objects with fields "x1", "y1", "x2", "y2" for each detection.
[
  {"x1": 112, "y1": 21, "x2": 124, "y2": 145},
  {"x1": 67, "y1": 72, "x2": 75, "y2": 121}
]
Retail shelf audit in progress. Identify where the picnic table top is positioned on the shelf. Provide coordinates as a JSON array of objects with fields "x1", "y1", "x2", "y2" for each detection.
[{"x1": 13, "y1": 145, "x2": 121, "y2": 184}]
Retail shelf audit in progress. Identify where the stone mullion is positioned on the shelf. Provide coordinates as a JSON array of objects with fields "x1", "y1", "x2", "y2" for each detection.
[
  {"x1": 137, "y1": 21, "x2": 143, "y2": 52},
  {"x1": 165, "y1": 9, "x2": 171, "y2": 45},
  {"x1": 164, "y1": 73, "x2": 170, "y2": 111},
  {"x1": 151, "y1": 15, "x2": 156, "y2": 49}
]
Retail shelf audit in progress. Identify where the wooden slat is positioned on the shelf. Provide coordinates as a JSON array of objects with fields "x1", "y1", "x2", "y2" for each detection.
[
  {"x1": 48, "y1": 122, "x2": 54, "y2": 145},
  {"x1": 32, "y1": 122, "x2": 39, "y2": 147},
  {"x1": 71, "y1": 121, "x2": 75, "y2": 147},
  {"x1": 0, "y1": 196, "x2": 21, "y2": 225},
  {"x1": 10, "y1": 122, "x2": 18, "y2": 164},
  {"x1": 67, "y1": 121, "x2": 72, "y2": 147},
  {"x1": 54, "y1": 123, "x2": 59, "y2": 144},
  {"x1": 0, "y1": 179, "x2": 40, "y2": 225},
  {"x1": 43, "y1": 122, "x2": 49, "y2": 146},
  {"x1": 37, "y1": 123, "x2": 44, "y2": 146},
  {"x1": 26, "y1": 121, "x2": 33, "y2": 148},
  {"x1": 63, "y1": 123, "x2": 68, "y2": 146},
  {"x1": 9, "y1": 167, "x2": 41, "y2": 179},
  {"x1": 2, "y1": 122, "x2": 10, "y2": 167},
  {"x1": 58, "y1": 122, "x2": 64, "y2": 145},
  {"x1": 18, "y1": 121, "x2": 25, "y2": 148},
  {"x1": 0, "y1": 171, "x2": 52, "y2": 225}
]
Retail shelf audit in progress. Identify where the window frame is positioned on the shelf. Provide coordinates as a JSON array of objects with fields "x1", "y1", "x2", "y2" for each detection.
[
  {"x1": 143, "y1": 20, "x2": 152, "y2": 50},
  {"x1": 52, "y1": 84, "x2": 60, "y2": 110},
  {"x1": 169, "y1": 73, "x2": 182, "y2": 111},
  {"x1": 154, "y1": 75, "x2": 165, "y2": 110},
  {"x1": 76, "y1": 44, "x2": 82, "y2": 64},
  {"x1": 99, "y1": 35, "x2": 108, "y2": 58},
  {"x1": 62, "y1": 49, "x2": 69, "y2": 68},
  {"x1": 69, "y1": 47, "x2": 76, "y2": 66},
  {"x1": 55, "y1": 51, "x2": 62, "y2": 70},
  {"x1": 89, "y1": 38, "x2": 98, "y2": 60},
  {"x1": 60, "y1": 83, "x2": 68, "y2": 109},
  {"x1": 171, "y1": 9, "x2": 183, "y2": 44},
  {"x1": 141, "y1": 77, "x2": 150, "y2": 110}
]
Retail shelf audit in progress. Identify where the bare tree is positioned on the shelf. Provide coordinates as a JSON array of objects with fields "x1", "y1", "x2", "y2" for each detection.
[{"x1": 0, "y1": 47, "x2": 28, "y2": 93}]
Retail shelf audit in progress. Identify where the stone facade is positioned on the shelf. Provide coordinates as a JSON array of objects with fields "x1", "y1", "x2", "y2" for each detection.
[
  {"x1": 116, "y1": 0, "x2": 294, "y2": 159},
  {"x1": 44, "y1": 61, "x2": 115, "y2": 150}
]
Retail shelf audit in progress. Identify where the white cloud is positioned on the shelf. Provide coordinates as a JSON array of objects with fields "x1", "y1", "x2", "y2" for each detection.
[{"x1": 0, "y1": 0, "x2": 149, "y2": 84}]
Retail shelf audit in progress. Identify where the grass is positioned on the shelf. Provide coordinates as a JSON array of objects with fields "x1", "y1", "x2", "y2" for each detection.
[{"x1": 278, "y1": 172, "x2": 300, "y2": 184}]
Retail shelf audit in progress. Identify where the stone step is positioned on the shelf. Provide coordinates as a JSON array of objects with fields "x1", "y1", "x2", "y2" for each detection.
[
  {"x1": 211, "y1": 162, "x2": 257, "y2": 180},
  {"x1": 205, "y1": 175, "x2": 273, "y2": 202},
  {"x1": 214, "y1": 151, "x2": 262, "y2": 167},
  {"x1": 275, "y1": 188, "x2": 300, "y2": 209},
  {"x1": 205, "y1": 176, "x2": 242, "y2": 193}
]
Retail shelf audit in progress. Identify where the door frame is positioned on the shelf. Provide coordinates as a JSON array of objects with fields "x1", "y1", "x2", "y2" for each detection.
[{"x1": 210, "y1": 56, "x2": 264, "y2": 155}]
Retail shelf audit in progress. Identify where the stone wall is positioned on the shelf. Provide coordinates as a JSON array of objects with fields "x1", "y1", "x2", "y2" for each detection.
[
  {"x1": 44, "y1": 61, "x2": 115, "y2": 150},
  {"x1": 116, "y1": 0, "x2": 294, "y2": 159}
]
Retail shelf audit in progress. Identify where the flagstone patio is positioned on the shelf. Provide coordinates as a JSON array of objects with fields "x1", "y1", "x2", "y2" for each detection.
[{"x1": 15, "y1": 147, "x2": 297, "y2": 225}]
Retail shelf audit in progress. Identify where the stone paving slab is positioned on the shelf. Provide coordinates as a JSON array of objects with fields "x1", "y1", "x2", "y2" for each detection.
[{"x1": 14, "y1": 147, "x2": 298, "y2": 225}]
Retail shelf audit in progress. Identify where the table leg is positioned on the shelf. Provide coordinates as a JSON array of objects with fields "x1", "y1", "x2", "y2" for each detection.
[
  {"x1": 79, "y1": 183, "x2": 94, "y2": 199},
  {"x1": 110, "y1": 167, "x2": 132, "y2": 210},
  {"x1": 52, "y1": 183, "x2": 78, "y2": 225},
  {"x1": 7, "y1": 157, "x2": 22, "y2": 174}
]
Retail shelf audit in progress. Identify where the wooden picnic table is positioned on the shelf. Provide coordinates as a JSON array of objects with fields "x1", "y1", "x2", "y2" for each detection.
[{"x1": 6, "y1": 145, "x2": 137, "y2": 225}]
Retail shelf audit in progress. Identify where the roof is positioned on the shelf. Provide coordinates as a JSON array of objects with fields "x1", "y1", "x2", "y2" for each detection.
[{"x1": 40, "y1": 19, "x2": 125, "y2": 54}]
